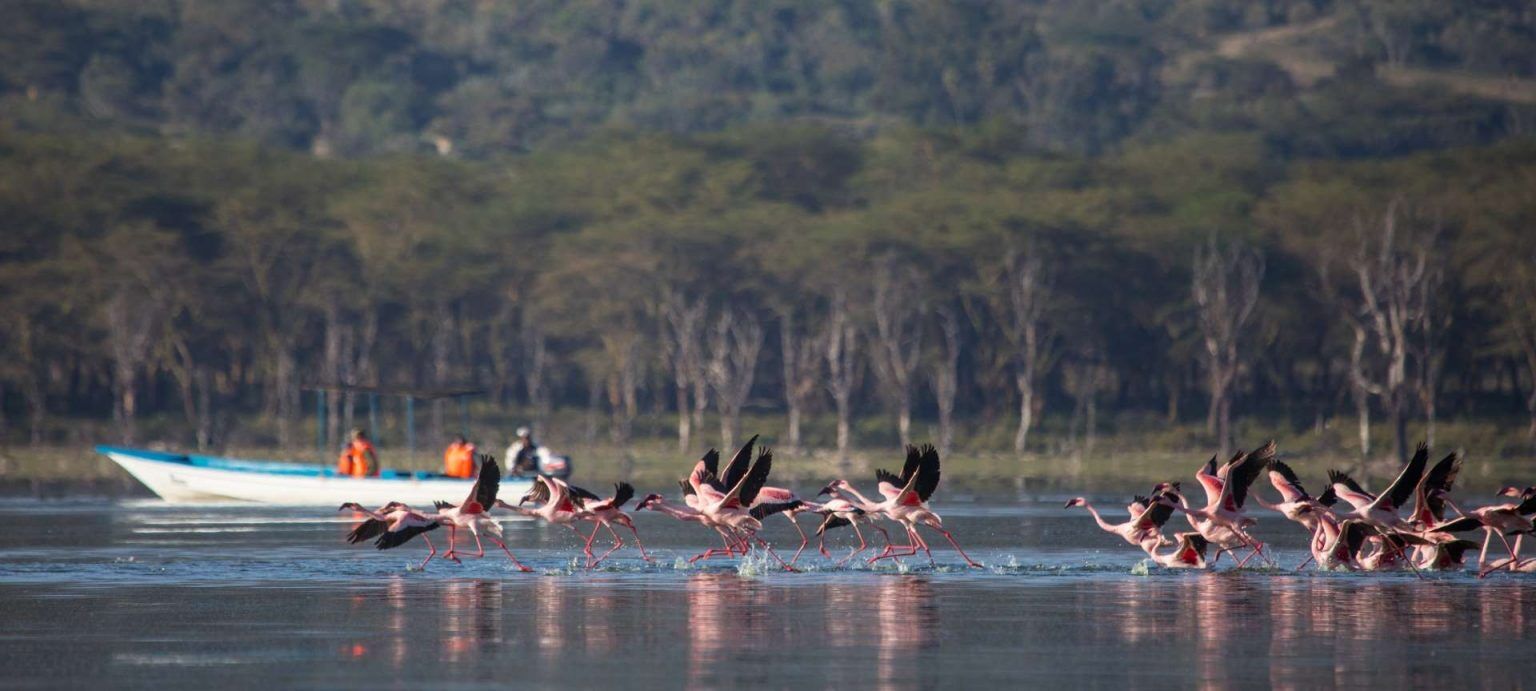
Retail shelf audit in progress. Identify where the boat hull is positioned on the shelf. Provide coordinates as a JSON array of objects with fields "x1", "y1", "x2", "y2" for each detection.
[{"x1": 98, "y1": 446, "x2": 533, "y2": 506}]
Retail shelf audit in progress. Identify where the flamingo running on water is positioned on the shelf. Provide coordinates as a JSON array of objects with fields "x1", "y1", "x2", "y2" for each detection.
[
  {"x1": 1326, "y1": 442, "x2": 1431, "y2": 576},
  {"x1": 339, "y1": 501, "x2": 444, "y2": 570},
  {"x1": 1064, "y1": 492, "x2": 1177, "y2": 553},
  {"x1": 811, "y1": 487, "x2": 892, "y2": 566},
  {"x1": 825, "y1": 445, "x2": 982, "y2": 568},
  {"x1": 431, "y1": 455, "x2": 534, "y2": 572},
  {"x1": 693, "y1": 436, "x2": 811, "y2": 563},
  {"x1": 495, "y1": 475, "x2": 601, "y2": 567},
  {"x1": 571, "y1": 482, "x2": 653, "y2": 565},
  {"x1": 691, "y1": 445, "x2": 798, "y2": 570}
]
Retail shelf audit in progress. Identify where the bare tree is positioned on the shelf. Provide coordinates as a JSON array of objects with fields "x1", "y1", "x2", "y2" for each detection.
[
  {"x1": 601, "y1": 329, "x2": 642, "y2": 444},
  {"x1": 989, "y1": 246, "x2": 1055, "y2": 454},
  {"x1": 104, "y1": 291, "x2": 160, "y2": 444},
  {"x1": 929, "y1": 301, "x2": 962, "y2": 454},
  {"x1": 1499, "y1": 255, "x2": 1536, "y2": 446},
  {"x1": 778, "y1": 306, "x2": 821, "y2": 452},
  {"x1": 707, "y1": 306, "x2": 763, "y2": 450},
  {"x1": 1062, "y1": 352, "x2": 1115, "y2": 457},
  {"x1": 1191, "y1": 237, "x2": 1264, "y2": 459},
  {"x1": 869, "y1": 254, "x2": 926, "y2": 445},
  {"x1": 661, "y1": 289, "x2": 707, "y2": 452},
  {"x1": 824, "y1": 288, "x2": 862, "y2": 459},
  {"x1": 520, "y1": 309, "x2": 549, "y2": 427},
  {"x1": 1344, "y1": 199, "x2": 1442, "y2": 464}
]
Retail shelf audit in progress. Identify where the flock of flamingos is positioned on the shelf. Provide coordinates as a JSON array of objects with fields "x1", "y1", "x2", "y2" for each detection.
[{"x1": 337, "y1": 435, "x2": 1536, "y2": 578}]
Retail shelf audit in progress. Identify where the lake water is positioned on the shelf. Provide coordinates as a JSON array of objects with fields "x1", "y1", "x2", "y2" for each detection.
[{"x1": 2, "y1": 498, "x2": 1534, "y2": 688}]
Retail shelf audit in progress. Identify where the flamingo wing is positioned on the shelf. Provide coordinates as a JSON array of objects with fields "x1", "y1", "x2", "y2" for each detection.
[
  {"x1": 898, "y1": 445, "x2": 923, "y2": 485},
  {"x1": 914, "y1": 445, "x2": 941, "y2": 502},
  {"x1": 1134, "y1": 499, "x2": 1175, "y2": 532},
  {"x1": 468, "y1": 455, "x2": 500, "y2": 509},
  {"x1": 893, "y1": 466, "x2": 924, "y2": 507},
  {"x1": 1368, "y1": 443, "x2": 1429, "y2": 513},
  {"x1": 1193, "y1": 455, "x2": 1223, "y2": 506},
  {"x1": 1327, "y1": 470, "x2": 1375, "y2": 511},
  {"x1": 346, "y1": 518, "x2": 389, "y2": 545},
  {"x1": 720, "y1": 435, "x2": 759, "y2": 493},
  {"x1": 1266, "y1": 458, "x2": 1310, "y2": 503},
  {"x1": 750, "y1": 499, "x2": 802, "y2": 520},
  {"x1": 375, "y1": 521, "x2": 439, "y2": 550},
  {"x1": 1224, "y1": 441, "x2": 1274, "y2": 510},
  {"x1": 611, "y1": 482, "x2": 635, "y2": 509},
  {"x1": 1412, "y1": 452, "x2": 1463, "y2": 523},
  {"x1": 701, "y1": 448, "x2": 721, "y2": 478},
  {"x1": 875, "y1": 469, "x2": 903, "y2": 499}
]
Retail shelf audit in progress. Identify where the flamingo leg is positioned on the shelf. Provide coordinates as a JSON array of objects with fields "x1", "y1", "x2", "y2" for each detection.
[
  {"x1": 934, "y1": 528, "x2": 983, "y2": 568},
  {"x1": 1481, "y1": 530, "x2": 1523, "y2": 578},
  {"x1": 869, "y1": 525, "x2": 921, "y2": 563},
  {"x1": 443, "y1": 525, "x2": 462, "y2": 563},
  {"x1": 468, "y1": 531, "x2": 487, "y2": 559},
  {"x1": 588, "y1": 526, "x2": 623, "y2": 568},
  {"x1": 625, "y1": 524, "x2": 654, "y2": 562},
  {"x1": 418, "y1": 534, "x2": 437, "y2": 570},
  {"x1": 1477, "y1": 528, "x2": 1493, "y2": 572},
  {"x1": 784, "y1": 514, "x2": 809, "y2": 566},
  {"x1": 835, "y1": 522, "x2": 870, "y2": 567},
  {"x1": 1293, "y1": 554, "x2": 1315, "y2": 571},
  {"x1": 487, "y1": 535, "x2": 535, "y2": 572},
  {"x1": 752, "y1": 536, "x2": 798, "y2": 572}
]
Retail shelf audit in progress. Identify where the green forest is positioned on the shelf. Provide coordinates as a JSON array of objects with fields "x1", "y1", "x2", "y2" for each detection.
[{"x1": 3, "y1": 0, "x2": 1536, "y2": 464}]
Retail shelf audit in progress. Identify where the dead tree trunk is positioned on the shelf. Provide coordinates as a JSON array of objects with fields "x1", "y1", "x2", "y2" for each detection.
[
  {"x1": 870, "y1": 255, "x2": 926, "y2": 446},
  {"x1": 520, "y1": 310, "x2": 549, "y2": 427},
  {"x1": 662, "y1": 290, "x2": 707, "y2": 453},
  {"x1": 930, "y1": 302, "x2": 961, "y2": 455},
  {"x1": 707, "y1": 307, "x2": 763, "y2": 451},
  {"x1": 1345, "y1": 199, "x2": 1440, "y2": 465},
  {"x1": 992, "y1": 246, "x2": 1054, "y2": 455},
  {"x1": 824, "y1": 288, "x2": 861, "y2": 460},
  {"x1": 1191, "y1": 237, "x2": 1264, "y2": 459},
  {"x1": 778, "y1": 308, "x2": 820, "y2": 452},
  {"x1": 105, "y1": 292, "x2": 158, "y2": 445}
]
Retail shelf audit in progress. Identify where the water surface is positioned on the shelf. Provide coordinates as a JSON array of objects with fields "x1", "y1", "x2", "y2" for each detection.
[{"x1": 2, "y1": 499, "x2": 1533, "y2": 688}]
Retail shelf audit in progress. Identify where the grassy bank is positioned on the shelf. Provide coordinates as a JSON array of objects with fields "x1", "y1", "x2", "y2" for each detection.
[{"x1": 5, "y1": 411, "x2": 1535, "y2": 499}]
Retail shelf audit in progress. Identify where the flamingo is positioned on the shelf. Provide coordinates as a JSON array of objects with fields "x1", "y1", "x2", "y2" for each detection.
[
  {"x1": 571, "y1": 482, "x2": 653, "y2": 565},
  {"x1": 811, "y1": 487, "x2": 893, "y2": 566},
  {"x1": 826, "y1": 445, "x2": 983, "y2": 568},
  {"x1": 1258, "y1": 459, "x2": 1334, "y2": 534},
  {"x1": 1304, "y1": 514, "x2": 1369, "y2": 571},
  {"x1": 1326, "y1": 442, "x2": 1430, "y2": 575},
  {"x1": 430, "y1": 455, "x2": 534, "y2": 572},
  {"x1": 691, "y1": 435, "x2": 811, "y2": 563},
  {"x1": 1064, "y1": 493, "x2": 1177, "y2": 554},
  {"x1": 691, "y1": 445, "x2": 797, "y2": 570},
  {"x1": 339, "y1": 501, "x2": 444, "y2": 570},
  {"x1": 1428, "y1": 487, "x2": 1536, "y2": 576},
  {"x1": 1146, "y1": 532, "x2": 1211, "y2": 569},
  {"x1": 495, "y1": 475, "x2": 600, "y2": 567}
]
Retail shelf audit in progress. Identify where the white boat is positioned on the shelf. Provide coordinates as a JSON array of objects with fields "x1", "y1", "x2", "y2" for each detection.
[{"x1": 97, "y1": 445, "x2": 535, "y2": 506}]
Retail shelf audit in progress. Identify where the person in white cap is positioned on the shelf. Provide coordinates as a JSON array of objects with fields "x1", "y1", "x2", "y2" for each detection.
[{"x1": 505, "y1": 426, "x2": 539, "y2": 476}]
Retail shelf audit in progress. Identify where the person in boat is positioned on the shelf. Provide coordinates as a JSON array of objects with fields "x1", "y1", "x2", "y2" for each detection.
[
  {"x1": 443, "y1": 434, "x2": 477, "y2": 478},
  {"x1": 336, "y1": 427, "x2": 379, "y2": 478},
  {"x1": 505, "y1": 426, "x2": 539, "y2": 476}
]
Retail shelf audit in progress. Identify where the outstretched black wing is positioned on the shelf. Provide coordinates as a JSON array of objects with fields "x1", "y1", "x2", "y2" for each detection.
[
  {"x1": 375, "y1": 521, "x2": 439, "y2": 550},
  {"x1": 612, "y1": 482, "x2": 635, "y2": 509},
  {"x1": 750, "y1": 499, "x2": 802, "y2": 520},
  {"x1": 1225, "y1": 441, "x2": 1274, "y2": 510},
  {"x1": 737, "y1": 448, "x2": 773, "y2": 507},
  {"x1": 721, "y1": 434, "x2": 759, "y2": 493},
  {"x1": 899, "y1": 445, "x2": 923, "y2": 485},
  {"x1": 433, "y1": 500, "x2": 456, "y2": 511},
  {"x1": 701, "y1": 448, "x2": 721, "y2": 478},
  {"x1": 471, "y1": 455, "x2": 500, "y2": 508},
  {"x1": 1378, "y1": 443, "x2": 1429, "y2": 511},
  {"x1": 347, "y1": 519, "x2": 389, "y2": 545},
  {"x1": 1327, "y1": 470, "x2": 1372, "y2": 499},
  {"x1": 914, "y1": 445, "x2": 941, "y2": 502}
]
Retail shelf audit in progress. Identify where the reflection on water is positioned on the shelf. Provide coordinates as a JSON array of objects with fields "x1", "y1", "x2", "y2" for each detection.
[{"x1": 4, "y1": 503, "x2": 1536, "y2": 687}]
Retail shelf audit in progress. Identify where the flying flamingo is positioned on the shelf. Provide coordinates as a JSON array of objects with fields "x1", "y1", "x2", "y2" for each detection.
[
  {"x1": 431, "y1": 455, "x2": 534, "y2": 572},
  {"x1": 1303, "y1": 514, "x2": 1369, "y2": 571},
  {"x1": 825, "y1": 445, "x2": 982, "y2": 568},
  {"x1": 633, "y1": 492, "x2": 749, "y2": 561},
  {"x1": 339, "y1": 501, "x2": 444, "y2": 570}
]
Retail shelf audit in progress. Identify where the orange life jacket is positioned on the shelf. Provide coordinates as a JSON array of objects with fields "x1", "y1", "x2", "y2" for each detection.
[
  {"x1": 444, "y1": 442, "x2": 476, "y2": 478},
  {"x1": 337, "y1": 439, "x2": 376, "y2": 478}
]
